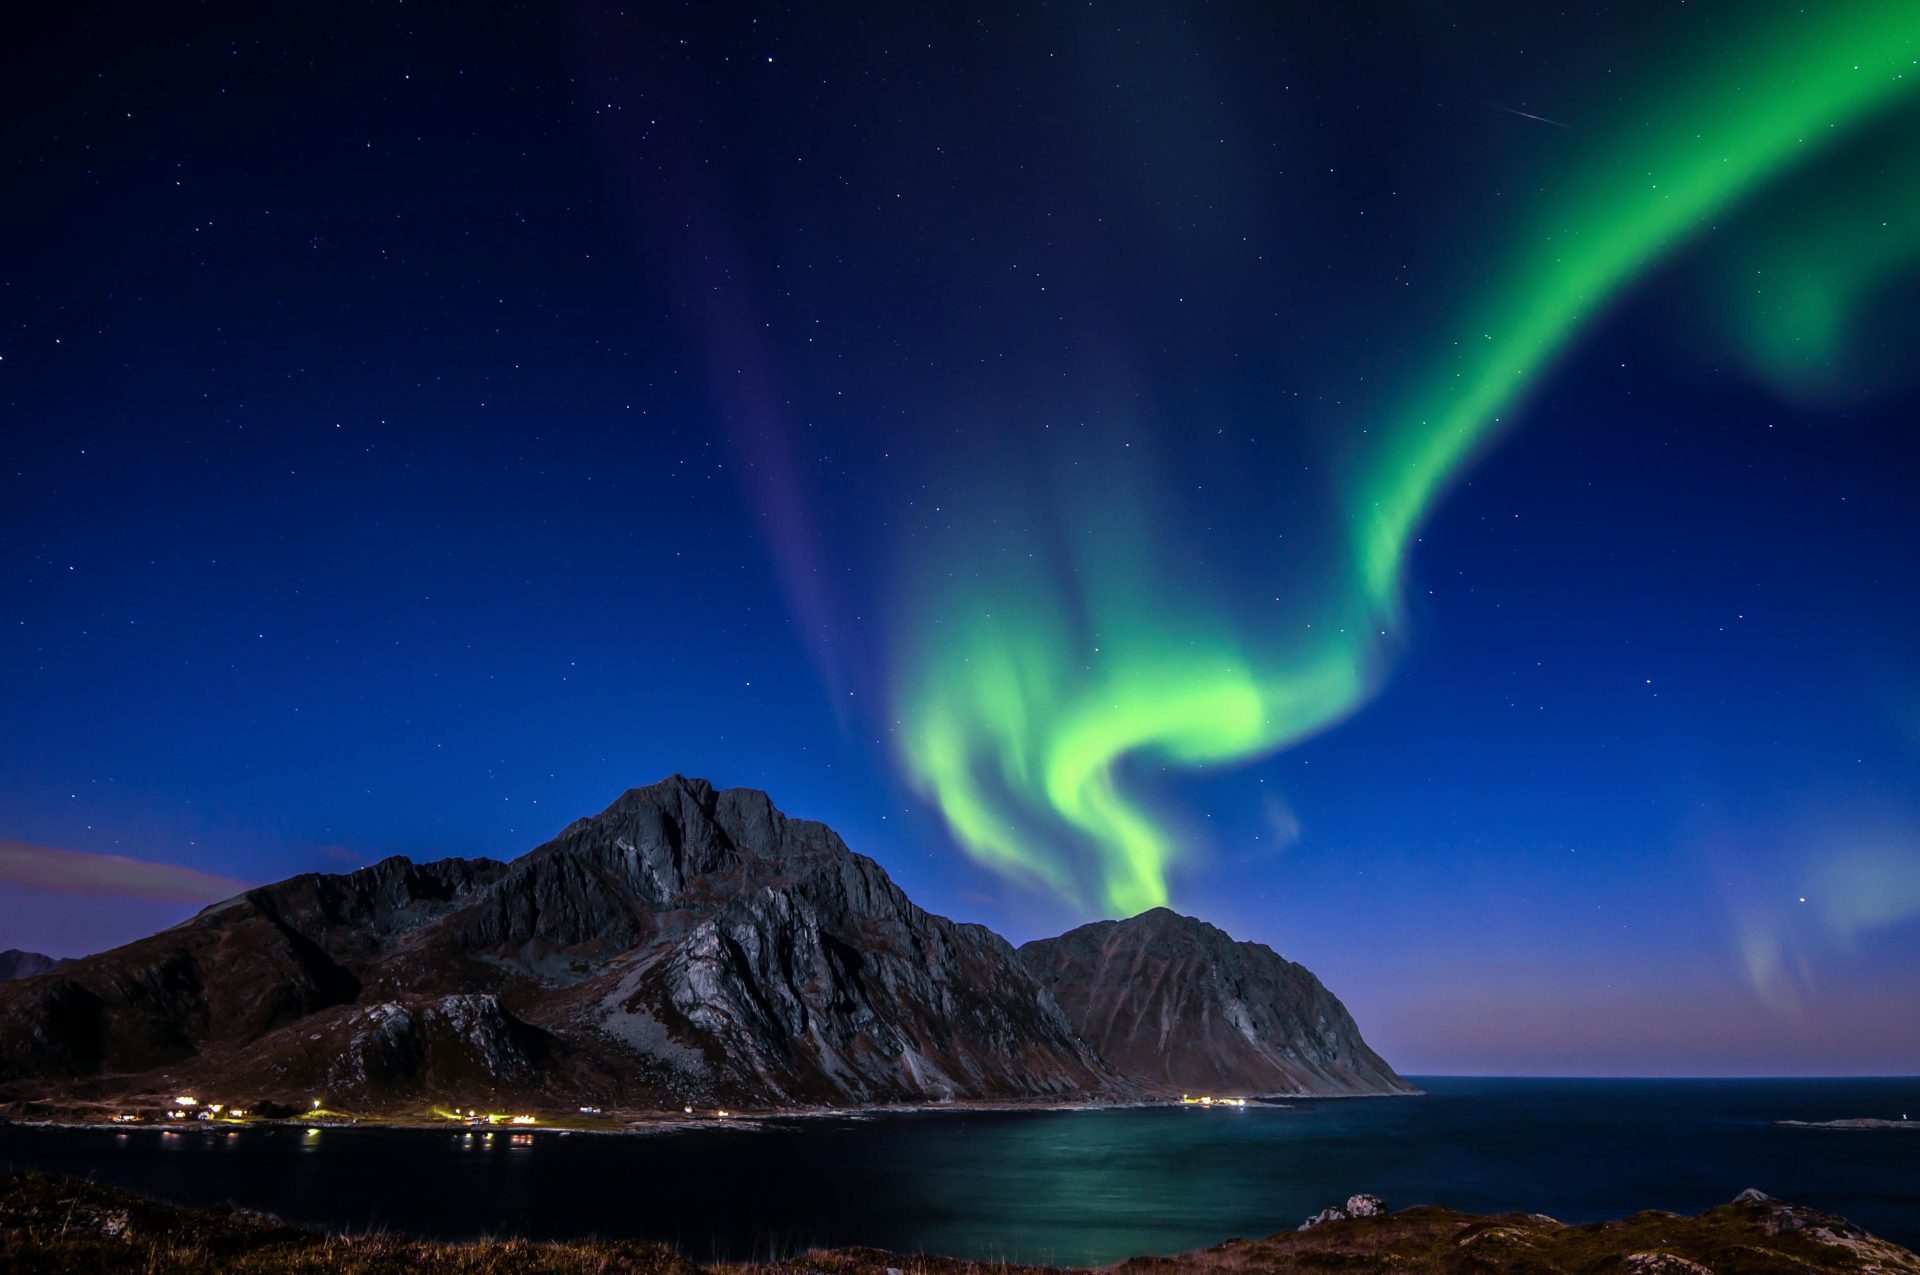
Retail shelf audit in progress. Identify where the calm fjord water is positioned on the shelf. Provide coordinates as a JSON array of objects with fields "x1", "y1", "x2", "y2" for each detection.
[{"x1": 5, "y1": 1078, "x2": 1918, "y2": 1264}]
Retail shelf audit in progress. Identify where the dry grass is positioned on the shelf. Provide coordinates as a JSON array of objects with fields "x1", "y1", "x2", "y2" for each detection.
[{"x1": 5, "y1": 1171, "x2": 1917, "y2": 1274}]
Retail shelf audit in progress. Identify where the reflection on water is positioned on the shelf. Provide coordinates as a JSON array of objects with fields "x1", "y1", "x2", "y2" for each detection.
[{"x1": 3, "y1": 1078, "x2": 1917, "y2": 1263}]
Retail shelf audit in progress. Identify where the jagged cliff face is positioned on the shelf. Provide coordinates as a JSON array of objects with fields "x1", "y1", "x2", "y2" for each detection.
[
  {"x1": 461, "y1": 779, "x2": 1117, "y2": 1105},
  {"x1": 1018, "y1": 908, "x2": 1413, "y2": 1097},
  {"x1": 0, "y1": 777, "x2": 1115, "y2": 1111}
]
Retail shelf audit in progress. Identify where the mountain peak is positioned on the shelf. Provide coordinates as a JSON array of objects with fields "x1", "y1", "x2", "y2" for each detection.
[
  {"x1": 1121, "y1": 906, "x2": 1220, "y2": 933},
  {"x1": 1019, "y1": 910, "x2": 1409, "y2": 1097}
]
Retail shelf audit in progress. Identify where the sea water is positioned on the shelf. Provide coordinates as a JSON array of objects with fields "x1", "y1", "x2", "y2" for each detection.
[{"x1": 3, "y1": 1077, "x2": 1917, "y2": 1263}]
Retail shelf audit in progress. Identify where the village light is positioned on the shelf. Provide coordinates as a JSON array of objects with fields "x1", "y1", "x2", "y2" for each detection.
[{"x1": 174, "y1": 1095, "x2": 198, "y2": 1106}]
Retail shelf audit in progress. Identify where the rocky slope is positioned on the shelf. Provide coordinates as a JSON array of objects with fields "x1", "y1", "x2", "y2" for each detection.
[
  {"x1": 5, "y1": 1174, "x2": 1913, "y2": 1275},
  {"x1": 0, "y1": 951, "x2": 64, "y2": 983},
  {"x1": 0, "y1": 776, "x2": 1116, "y2": 1112},
  {"x1": 1018, "y1": 907, "x2": 1411, "y2": 1096}
]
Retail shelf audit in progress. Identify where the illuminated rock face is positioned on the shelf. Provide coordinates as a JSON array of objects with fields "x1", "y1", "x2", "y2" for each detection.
[
  {"x1": 1018, "y1": 908, "x2": 1411, "y2": 1097},
  {"x1": 325, "y1": 995, "x2": 548, "y2": 1094},
  {"x1": 464, "y1": 775, "x2": 1121, "y2": 1106},
  {"x1": 0, "y1": 776, "x2": 1119, "y2": 1110}
]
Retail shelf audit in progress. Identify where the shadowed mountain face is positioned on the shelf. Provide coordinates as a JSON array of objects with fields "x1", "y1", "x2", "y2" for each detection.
[
  {"x1": 0, "y1": 951, "x2": 65, "y2": 983},
  {"x1": 1018, "y1": 908, "x2": 1412, "y2": 1097},
  {"x1": 0, "y1": 777, "x2": 1118, "y2": 1110}
]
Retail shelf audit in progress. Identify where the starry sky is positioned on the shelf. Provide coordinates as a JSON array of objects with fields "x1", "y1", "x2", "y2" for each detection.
[{"x1": 5, "y1": 3, "x2": 1919, "y2": 1076}]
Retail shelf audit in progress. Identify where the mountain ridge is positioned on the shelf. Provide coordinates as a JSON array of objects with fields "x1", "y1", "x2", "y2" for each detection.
[{"x1": 0, "y1": 776, "x2": 1403, "y2": 1114}]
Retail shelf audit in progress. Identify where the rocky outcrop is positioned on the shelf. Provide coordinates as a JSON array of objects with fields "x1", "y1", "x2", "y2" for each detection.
[
  {"x1": 1346, "y1": 1193, "x2": 1387, "y2": 1218},
  {"x1": 0, "y1": 951, "x2": 65, "y2": 983},
  {"x1": 1018, "y1": 907, "x2": 1411, "y2": 1097},
  {"x1": 0, "y1": 776, "x2": 1118, "y2": 1111},
  {"x1": 321, "y1": 994, "x2": 552, "y2": 1096},
  {"x1": 1302, "y1": 1194, "x2": 1388, "y2": 1230}
]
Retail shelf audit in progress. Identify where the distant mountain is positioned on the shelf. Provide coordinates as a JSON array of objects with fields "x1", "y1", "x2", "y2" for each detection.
[
  {"x1": 0, "y1": 777, "x2": 1117, "y2": 1111},
  {"x1": 0, "y1": 951, "x2": 65, "y2": 983},
  {"x1": 1018, "y1": 908, "x2": 1412, "y2": 1097}
]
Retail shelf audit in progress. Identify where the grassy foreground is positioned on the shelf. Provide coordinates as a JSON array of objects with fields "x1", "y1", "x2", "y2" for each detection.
[{"x1": 2, "y1": 1171, "x2": 1917, "y2": 1274}]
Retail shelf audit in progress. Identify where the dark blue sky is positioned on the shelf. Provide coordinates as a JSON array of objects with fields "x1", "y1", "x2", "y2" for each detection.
[{"x1": 4, "y1": 3, "x2": 1917, "y2": 1075}]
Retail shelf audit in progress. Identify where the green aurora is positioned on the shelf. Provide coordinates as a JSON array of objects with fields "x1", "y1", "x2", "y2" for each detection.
[{"x1": 894, "y1": 2, "x2": 1920, "y2": 916}]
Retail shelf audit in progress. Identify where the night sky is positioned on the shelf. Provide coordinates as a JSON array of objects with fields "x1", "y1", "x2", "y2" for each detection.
[{"x1": 6, "y1": 3, "x2": 1919, "y2": 1076}]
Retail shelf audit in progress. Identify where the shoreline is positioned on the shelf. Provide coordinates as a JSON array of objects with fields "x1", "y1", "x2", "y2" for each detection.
[
  {"x1": 0, "y1": 1089, "x2": 1427, "y2": 1140},
  {"x1": 0, "y1": 1083, "x2": 1425, "y2": 1138}
]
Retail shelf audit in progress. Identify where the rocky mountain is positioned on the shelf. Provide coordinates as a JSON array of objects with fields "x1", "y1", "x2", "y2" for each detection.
[
  {"x1": 0, "y1": 779, "x2": 1407, "y2": 1115},
  {"x1": 1018, "y1": 907, "x2": 1412, "y2": 1097},
  {"x1": 0, "y1": 950, "x2": 65, "y2": 983},
  {"x1": 0, "y1": 776, "x2": 1117, "y2": 1112}
]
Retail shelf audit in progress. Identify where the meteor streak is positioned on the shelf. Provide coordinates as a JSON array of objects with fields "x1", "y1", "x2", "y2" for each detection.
[{"x1": 1483, "y1": 103, "x2": 1570, "y2": 128}]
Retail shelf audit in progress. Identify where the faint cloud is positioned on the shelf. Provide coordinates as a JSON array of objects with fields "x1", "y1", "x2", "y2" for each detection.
[{"x1": 0, "y1": 838, "x2": 252, "y2": 904}]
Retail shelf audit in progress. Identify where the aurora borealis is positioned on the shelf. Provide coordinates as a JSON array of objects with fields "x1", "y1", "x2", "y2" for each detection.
[
  {"x1": 5, "y1": 2, "x2": 1919, "y2": 1074},
  {"x1": 897, "y1": 1, "x2": 1920, "y2": 915}
]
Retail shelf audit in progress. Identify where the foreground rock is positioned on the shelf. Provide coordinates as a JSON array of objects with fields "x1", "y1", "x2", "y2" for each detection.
[
  {"x1": 1301, "y1": 1192, "x2": 1389, "y2": 1229},
  {"x1": 1019, "y1": 908, "x2": 1412, "y2": 1096},
  {"x1": 2, "y1": 1173, "x2": 1913, "y2": 1274}
]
